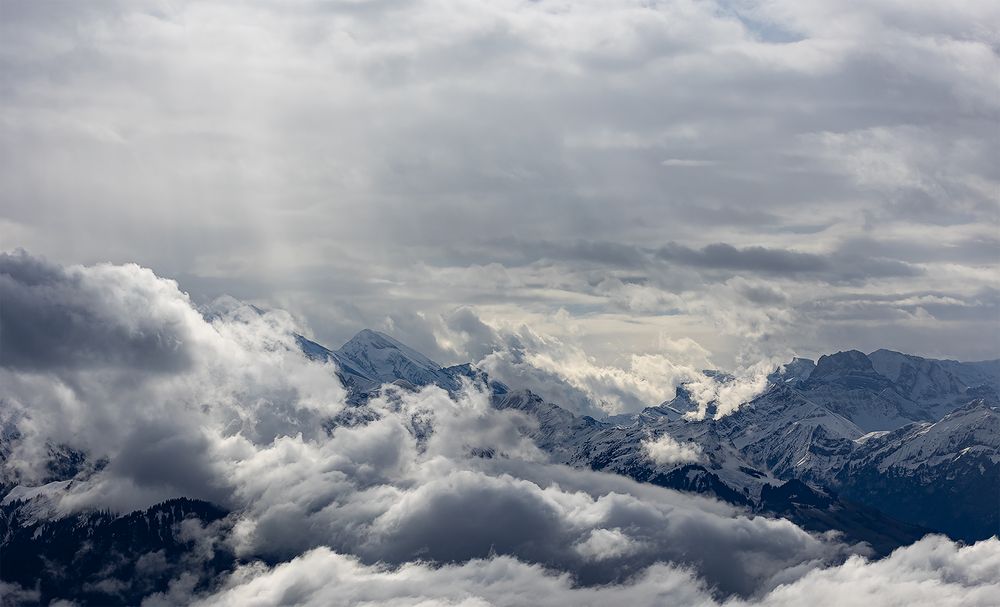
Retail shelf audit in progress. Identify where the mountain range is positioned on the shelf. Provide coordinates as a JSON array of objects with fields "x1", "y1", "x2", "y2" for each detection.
[
  {"x1": 314, "y1": 329, "x2": 999, "y2": 544},
  {"x1": 2, "y1": 328, "x2": 998, "y2": 604}
]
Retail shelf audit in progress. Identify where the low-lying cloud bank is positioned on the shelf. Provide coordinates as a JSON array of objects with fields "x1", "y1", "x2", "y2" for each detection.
[
  {"x1": 2, "y1": 251, "x2": 998, "y2": 605},
  {"x1": 166, "y1": 535, "x2": 1000, "y2": 607},
  {"x1": 441, "y1": 311, "x2": 779, "y2": 419}
]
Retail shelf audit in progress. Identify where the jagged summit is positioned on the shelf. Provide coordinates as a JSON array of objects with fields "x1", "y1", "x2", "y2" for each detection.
[
  {"x1": 810, "y1": 350, "x2": 879, "y2": 379},
  {"x1": 300, "y1": 328, "x2": 505, "y2": 397},
  {"x1": 768, "y1": 357, "x2": 816, "y2": 386}
]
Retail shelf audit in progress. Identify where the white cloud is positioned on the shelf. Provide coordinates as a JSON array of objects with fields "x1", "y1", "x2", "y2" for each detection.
[
  {"x1": 574, "y1": 527, "x2": 642, "y2": 561},
  {"x1": 171, "y1": 535, "x2": 1000, "y2": 607},
  {"x1": 754, "y1": 535, "x2": 1000, "y2": 607},
  {"x1": 642, "y1": 433, "x2": 703, "y2": 466}
]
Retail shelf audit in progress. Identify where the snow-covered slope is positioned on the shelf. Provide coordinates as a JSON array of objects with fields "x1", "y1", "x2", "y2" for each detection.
[
  {"x1": 716, "y1": 384, "x2": 863, "y2": 482},
  {"x1": 496, "y1": 389, "x2": 778, "y2": 505},
  {"x1": 334, "y1": 329, "x2": 461, "y2": 391},
  {"x1": 298, "y1": 329, "x2": 466, "y2": 396},
  {"x1": 832, "y1": 400, "x2": 1000, "y2": 541},
  {"x1": 848, "y1": 399, "x2": 1000, "y2": 473},
  {"x1": 491, "y1": 385, "x2": 926, "y2": 551},
  {"x1": 490, "y1": 349, "x2": 998, "y2": 542},
  {"x1": 297, "y1": 334, "x2": 381, "y2": 396},
  {"x1": 799, "y1": 350, "x2": 928, "y2": 431}
]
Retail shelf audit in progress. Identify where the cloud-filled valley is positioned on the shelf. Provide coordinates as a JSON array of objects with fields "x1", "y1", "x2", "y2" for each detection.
[{"x1": 1, "y1": 252, "x2": 998, "y2": 605}]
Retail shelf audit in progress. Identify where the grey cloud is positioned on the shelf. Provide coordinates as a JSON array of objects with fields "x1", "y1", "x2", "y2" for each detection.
[
  {"x1": 733, "y1": 282, "x2": 789, "y2": 306},
  {"x1": 108, "y1": 421, "x2": 233, "y2": 507},
  {"x1": 807, "y1": 288, "x2": 1000, "y2": 323},
  {"x1": 657, "y1": 243, "x2": 828, "y2": 274},
  {"x1": 519, "y1": 240, "x2": 650, "y2": 269},
  {"x1": 444, "y1": 306, "x2": 503, "y2": 361},
  {"x1": 0, "y1": 250, "x2": 195, "y2": 373},
  {"x1": 379, "y1": 311, "x2": 459, "y2": 366},
  {"x1": 2, "y1": 0, "x2": 1000, "y2": 602},
  {"x1": 0, "y1": 252, "x2": 346, "y2": 492},
  {"x1": 477, "y1": 341, "x2": 618, "y2": 418},
  {"x1": 655, "y1": 242, "x2": 920, "y2": 282},
  {"x1": 437, "y1": 239, "x2": 650, "y2": 270},
  {"x1": 367, "y1": 472, "x2": 566, "y2": 566},
  {"x1": 442, "y1": 237, "x2": 920, "y2": 286},
  {"x1": 837, "y1": 236, "x2": 1000, "y2": 266}
]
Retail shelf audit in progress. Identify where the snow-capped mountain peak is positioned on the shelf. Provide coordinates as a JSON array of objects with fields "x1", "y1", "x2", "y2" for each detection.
[
  {"x1": 339, "y1": 329, "x2": 441, "y2": 373},
  {"x1": 807, "y1": 350, "x2": 889, "y2": 388},
  {"x1": 334, "y1": 329, "x2": 460, "y2": 391}
]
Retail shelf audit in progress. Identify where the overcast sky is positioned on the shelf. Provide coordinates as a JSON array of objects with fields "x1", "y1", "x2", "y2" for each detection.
[{"x1": 2, "y1": 0, "x2": 998, "y2": 372}]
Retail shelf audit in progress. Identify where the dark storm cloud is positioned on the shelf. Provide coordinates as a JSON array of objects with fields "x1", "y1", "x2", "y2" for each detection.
[
  {"x1": 108, "y1": 420, "x2": 233, "y2": 506},
  {"x1": 0, "y1": 251, "x2": 194, "y2": 372}
]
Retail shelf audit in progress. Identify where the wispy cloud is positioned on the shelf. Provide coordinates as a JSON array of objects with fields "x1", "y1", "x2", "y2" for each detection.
[{"x1": 661, "y1": 158, "x2": 718, "y2": 167}]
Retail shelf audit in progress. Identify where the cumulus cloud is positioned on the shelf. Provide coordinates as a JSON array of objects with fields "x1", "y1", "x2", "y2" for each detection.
[
  {"x1": 643, "y1": 433, "x2": 703, "y2": 466},
  {"x1": 0, "y1": 251, "x2": 348, "y2": 508},
  {"x1": 754, "y1": 535, "x2": 1000, "y2": 607},
  {"x1": 682, "y1": 360, "x2": 778, "y2": 420},
  {"x1": 0, "y1": 250, "x2": 198, "y2": 372}
]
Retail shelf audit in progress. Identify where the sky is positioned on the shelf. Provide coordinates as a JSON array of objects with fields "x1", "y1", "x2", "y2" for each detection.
[{"x1": 1, "y1": 0, "x2": 998, "y2": 387}]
